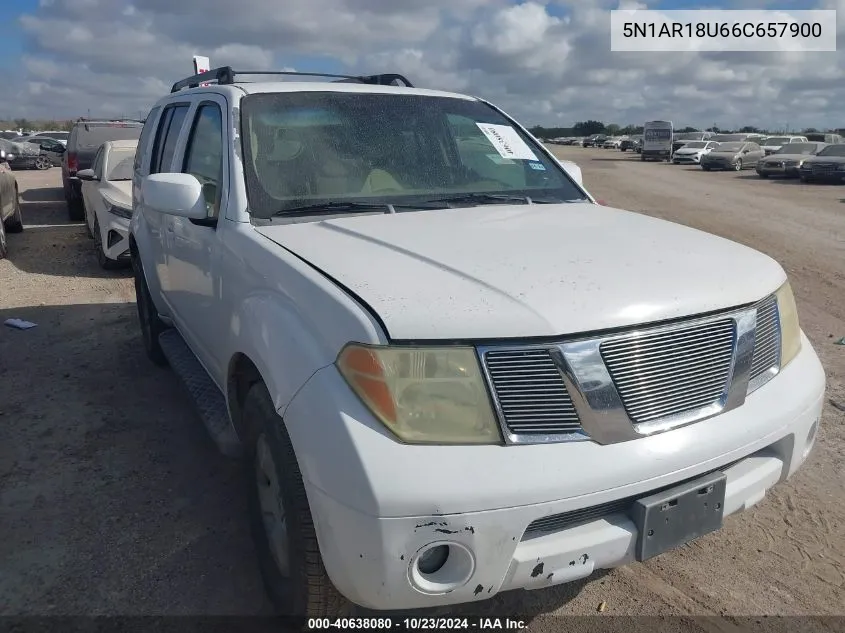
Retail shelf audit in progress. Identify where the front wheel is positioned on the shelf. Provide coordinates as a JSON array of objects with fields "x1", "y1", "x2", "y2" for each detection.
[
  {"x1": 245, "y1": 382, "x2": 350, "y2": 617},
  {"x1": 734, "y1": 159, "x2": 743, "y2": 171},
  {"x1": 34, "y1": 156, "x2": 51, "y2": 170},
  {"x1": 758, "y1": 172, "x2": 769, "y2": 178}
]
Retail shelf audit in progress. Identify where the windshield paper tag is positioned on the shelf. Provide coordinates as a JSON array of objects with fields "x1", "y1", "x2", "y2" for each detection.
[
  {"x1": 528, "y1": 161, "x2": 546, "y2": 170},
  {"x1": 487, "y1": 154, "x2": 516, "y2": 165},
  {"x1": 476, "y1": 123, "x2": 539, "y2": 161}
]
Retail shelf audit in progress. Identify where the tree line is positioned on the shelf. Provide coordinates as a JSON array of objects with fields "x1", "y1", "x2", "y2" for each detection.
[{"x1": 529, "y1": 120, "x2": 842, "y2": 138}]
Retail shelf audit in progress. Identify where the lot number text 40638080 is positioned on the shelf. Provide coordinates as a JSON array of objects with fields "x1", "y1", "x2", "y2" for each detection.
[{"x1": 307, "y1": 617, "x2": 527, "y2": 630}]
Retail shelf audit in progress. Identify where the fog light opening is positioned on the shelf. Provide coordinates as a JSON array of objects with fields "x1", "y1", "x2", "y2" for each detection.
[
  {"x1": 408, "y1": 541, "x2": 475, "y2": 595},
  {"x1": 417, "y1": 544, "x2": 449, "y2": 575}
]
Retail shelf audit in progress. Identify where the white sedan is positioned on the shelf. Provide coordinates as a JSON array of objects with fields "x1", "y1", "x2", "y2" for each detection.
[
  {"x1": 672, "y1": 140, "x2": 719, "y2": 164},
  {"x1": 78, "y1": 139, "x2": 137, "y2": 269}
]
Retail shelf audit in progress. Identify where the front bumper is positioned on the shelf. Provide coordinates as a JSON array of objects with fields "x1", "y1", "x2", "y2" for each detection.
[
  {"x1": 283, "y1": 335, "x2": 825, "y2": 610},
  {"x1": 8, "y1": 156, "x2": 37, "y2": 170},
  {"x1": 673, "y1": 154, "x2": 701, "y2": 164},
  {"x1": 757, "y1": 164, "x2": 800, "y2": 177},
  {"x1": 800, "y1": 167, "x2": 845, "y2": 181}
]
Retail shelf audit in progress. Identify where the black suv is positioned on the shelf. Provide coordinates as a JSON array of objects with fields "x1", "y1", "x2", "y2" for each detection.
[{"x1": 62, "y1": 119, "x2": 144, "y2": 220}]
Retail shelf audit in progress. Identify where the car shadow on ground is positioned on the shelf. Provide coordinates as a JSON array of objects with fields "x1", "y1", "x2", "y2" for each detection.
[
  {"x1": 0, "y1": 301, "x2": 272, "y2": 615},
  {"x1": 734, "y1": 174, "x2": 844, "y2": 186},
  {"x1": 0, "y1": 301, "x2": 610, "y2": 617},
  {"x1": 7, "y1": 187, "x2": 131, "y2": 279},
  {"x1": 21, "y1": 185, "x2": 64, "y2": 203}
]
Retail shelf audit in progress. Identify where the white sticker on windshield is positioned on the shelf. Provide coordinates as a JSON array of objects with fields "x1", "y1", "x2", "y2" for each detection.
[
  {"x1": 486, "y1": 153, "x2": 516, "y2": 165},
  {"x1": 476, "y1": 123, "x2": 539, "y2": 161}
]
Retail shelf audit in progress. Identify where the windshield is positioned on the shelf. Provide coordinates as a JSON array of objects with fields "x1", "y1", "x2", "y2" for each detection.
[
  {"x1": 675, "y1": 133, "x2": 704, "y2": 141},
  {"x1": 240, "y1": 92, "x2": 586, "y2": 218},
  {"x1": 106, "y1": 148, "x2": 136, "y2": 180},
  {"x1": 683, "y1": 141, "x2": 708, "y2": 149},
  {"x1": 774, "y1": 143, "x2": 819, "y2": 155},
  {"x1": 763, "y1": 137, "x2": 790, "y2": 145},
  {"x1": 817, "y1": 144, "x2": 845, "y2": 157},
  {"x1": 715, "y1": 142, "x2": 744, "y2": 152},
  {"x1": 75, "y1": 124, "x2": 143, "y2": 149}
]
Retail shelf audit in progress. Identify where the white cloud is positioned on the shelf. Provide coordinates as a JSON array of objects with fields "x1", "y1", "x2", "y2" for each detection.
[{"x1": 5, "y1": 0, "x2": 844, "y2": 132}]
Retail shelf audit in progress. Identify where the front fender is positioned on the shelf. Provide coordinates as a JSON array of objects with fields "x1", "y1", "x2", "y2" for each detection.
[{"x1": 129, "y1": 210, "x2": 169, "y2": 320}]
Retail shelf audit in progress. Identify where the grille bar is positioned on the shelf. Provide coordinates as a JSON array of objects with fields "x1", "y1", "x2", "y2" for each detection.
[
  {"x1": 483, "y1": 349, "x2": 581, "y2": 436},
  {"x1": 600, "y1": 319, "x2": 735, "y2": 425},
  {"x1": 749, "y1": 296, "x2": 781, "y2": 383}
]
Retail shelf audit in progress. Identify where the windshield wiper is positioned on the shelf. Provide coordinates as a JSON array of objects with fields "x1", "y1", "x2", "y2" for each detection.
[
  {"x1": 415, "y1": 193, "x2": 565, "y2": 207},
  {"x1": 272, "y1": 201, "x2": 391, "y2": 217}
]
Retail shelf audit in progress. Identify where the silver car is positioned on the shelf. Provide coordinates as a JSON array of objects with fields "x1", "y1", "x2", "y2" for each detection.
[
  {"x1": 700, "y1": 141, "x2": 765, "y2": 171},
  {"x1": 0, "y1": 148, "x2": 23, "y2": 259},
  {"x1": 756, "y1": 142, "x2": 826, "y2": 179}
]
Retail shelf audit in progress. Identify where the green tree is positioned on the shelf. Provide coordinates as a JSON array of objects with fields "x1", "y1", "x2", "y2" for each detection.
[{"x1": 572, "y1": 120, "x2": 606, "y2": 136}]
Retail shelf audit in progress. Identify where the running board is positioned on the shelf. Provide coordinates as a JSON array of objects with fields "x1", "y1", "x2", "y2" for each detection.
[{"x1": 158, "y1": 329, "x2": 242, "y2": 458}]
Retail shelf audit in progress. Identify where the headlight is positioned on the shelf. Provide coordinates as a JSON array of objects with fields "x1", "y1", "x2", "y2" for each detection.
[
  {"x1": 336, "y1": 344, "x2": 501, "y2": 444},
  {"x1": 106, "y1": 204, "x2": 132, "y2": 219},
  {"x1": 775, "y1": 281, "x2": 801, "y2": 369},
  {"x1": 6, "y1": 153, "x2": 14, "y2": 160}
]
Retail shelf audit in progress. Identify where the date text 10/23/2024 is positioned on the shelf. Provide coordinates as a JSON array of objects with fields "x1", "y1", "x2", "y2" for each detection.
[{"x1": 307, "y1": 617, "x2": 528, "y2": 630}]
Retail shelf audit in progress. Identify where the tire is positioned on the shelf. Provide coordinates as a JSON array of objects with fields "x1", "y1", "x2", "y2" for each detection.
[
  {"x1": 5, "y1": 191, "x2": 23, "y2": 233},
  {"x1": 83, "y1": 201, "x2": 93, "y2": 238},
  {"x1": 758, "y1": 172, "x2": 769, "y2": 179},
  {"x1": 34, "y1": 155, "x2": 51, "y2": 170},
  {"x1": 93, "y1": 216, "x2": 122, "y2": 270},
  {"x1": 0, "y1": 214, "x2": 7, "y2": 260},
  {"x1": 245, "y1": 382, "x2": 350, "y2": 618},
  {"x1": 800, "y1": 174, "x2": 812, "y2": 183},
  {"x1": 702, "y1": 166, "x2": 711, "y2": 171},
  {"x1": 68, "y1": 196, "x2": 84, "y2": 221},
  {"x1": 734, "y1": 159, "x2": 743, "y2": 171},
  {"x1": 132, "y1": 252, "x2": 169, "y2": 366},
  {"x1": 640, "y1": 154, "x2": 645, "y2": 161}
]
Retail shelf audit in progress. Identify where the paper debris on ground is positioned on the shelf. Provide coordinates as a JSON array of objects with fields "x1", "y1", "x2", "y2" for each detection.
[{"x1": 4, "y1": 318, "x2": 38, "y2": 330}]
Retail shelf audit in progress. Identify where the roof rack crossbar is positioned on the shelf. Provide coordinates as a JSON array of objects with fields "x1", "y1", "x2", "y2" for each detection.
[{"x1": 171, "y1": 66, "x2": 413, "y2": 92}]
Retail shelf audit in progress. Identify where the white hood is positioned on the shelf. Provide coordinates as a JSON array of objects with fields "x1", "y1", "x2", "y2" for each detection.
[
  {"x1": 102, "y1": 180, "x2": 132, "y2": 209},
  {"x1": 254, "y1": 203, "x2": 786, "y2": 340},
  {"x1": 675, "y1": 147, "x2": 703, "y2": 155}
]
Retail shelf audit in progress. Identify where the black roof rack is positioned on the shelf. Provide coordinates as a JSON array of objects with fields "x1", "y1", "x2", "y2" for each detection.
[{"x1": 170, "y1": 66, "x2": 413, "y2": 93}]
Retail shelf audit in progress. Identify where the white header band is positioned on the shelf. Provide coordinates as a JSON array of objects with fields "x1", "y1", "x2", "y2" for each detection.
[{"x1": 610, "y1": 10, "x2": 836, "y2": 52}]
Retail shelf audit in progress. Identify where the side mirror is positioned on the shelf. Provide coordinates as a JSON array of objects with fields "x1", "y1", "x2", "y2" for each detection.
[
  {"x1": 556, "y1": 158, "x2": 583, "y2": 186},
  {"x1": 142, "y1": 173, "x2": 207, "y2": 219},
  {"x1": 77, "y1": 169, "x2": 98, "y2": 181}
]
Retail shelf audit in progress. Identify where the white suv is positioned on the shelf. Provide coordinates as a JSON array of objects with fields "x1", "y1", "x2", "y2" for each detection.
[{"x1": 130, "y1": 67, "x2": 826, "y2": 617}]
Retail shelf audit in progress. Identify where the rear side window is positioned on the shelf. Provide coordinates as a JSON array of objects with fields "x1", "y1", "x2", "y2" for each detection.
[
  {"x1": 182, "y1": 102, "x2": 224, "y2": 218},
  {"x1": 75, "y1": 124, "x2": 143, "y2": 149},
  {"x1": 150, "y1": 104, "x2": 190, "y2": 174},
  {"x1": 134, "y1": 106, "x2": 161, "y2": 171}
]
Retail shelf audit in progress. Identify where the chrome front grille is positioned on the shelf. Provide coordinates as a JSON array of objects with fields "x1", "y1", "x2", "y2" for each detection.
[
  {"x1": 749, "y1": 296, "x2": 781, "y2": 386},
  {"x1": 599, "y1": 319, "x2": 736, "y2": 425},
  {"x1": 483, "y1": 349, "x2": 581, "y2": 436},
  {"x1": 479, "y1": 296, "x2": 779, "y2": 445}
]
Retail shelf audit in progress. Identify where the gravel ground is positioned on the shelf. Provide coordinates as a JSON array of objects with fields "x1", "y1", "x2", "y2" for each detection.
[{"x1": 1, "y1": 155, "x2": 843, "y2": 627}]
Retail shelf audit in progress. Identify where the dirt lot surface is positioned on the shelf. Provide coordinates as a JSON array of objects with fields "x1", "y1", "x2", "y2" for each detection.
[{"x1": 1, "y1": 154, "x2": 843, "y2": 627}]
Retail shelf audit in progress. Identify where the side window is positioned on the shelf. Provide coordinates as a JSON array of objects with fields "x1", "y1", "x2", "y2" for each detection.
[
  {"x1": 150, "y1": 104, "x2": 190, "y2": 174},
  {"x1": 134, "y1": 106, "x2": 161, "y2": 172},
  {"x1": 92, "y1": 147, "x2": 104, "y2": 179},
  {"x1": 182, "y1": 102, "x2": 224, "y2": 218}
]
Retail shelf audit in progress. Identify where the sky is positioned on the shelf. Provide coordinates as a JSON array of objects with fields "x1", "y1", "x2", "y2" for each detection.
[{"x1": 1, "y1": 0, "x2": 843, "y2": 131}]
